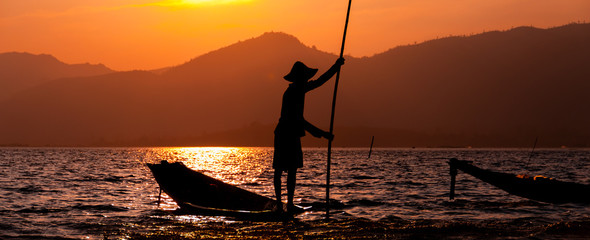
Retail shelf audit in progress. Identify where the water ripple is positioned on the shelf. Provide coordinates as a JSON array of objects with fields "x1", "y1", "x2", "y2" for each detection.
[{"x1": 0, "y1": 147, "x2": 589, "y2": 239}]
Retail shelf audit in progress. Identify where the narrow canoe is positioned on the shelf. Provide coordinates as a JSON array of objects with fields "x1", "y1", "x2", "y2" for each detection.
[
  {"x1": 448, "y1": 158, "x2": 590, "y2": 204},
  {"x1": 147, "y1": 160, "x2": 303, "y2": 219}
]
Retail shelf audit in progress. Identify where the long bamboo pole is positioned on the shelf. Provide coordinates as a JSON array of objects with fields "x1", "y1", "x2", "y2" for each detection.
[{"x1": 326, "y1": 0, "x2": 352, "y2": 219}]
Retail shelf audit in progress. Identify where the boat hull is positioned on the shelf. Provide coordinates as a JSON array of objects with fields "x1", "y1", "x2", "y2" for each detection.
[
  {"x1": 449, "y1": 158, "x2": 590, "y2": 204},
  {"x1": 147, "y1": 161, "x2": 302, "y2": 219}
]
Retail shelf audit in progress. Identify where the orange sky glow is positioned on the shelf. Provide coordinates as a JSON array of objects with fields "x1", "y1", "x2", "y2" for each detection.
[{"x1": 1, "y1": 0, "x2": 589, "y2": 71}]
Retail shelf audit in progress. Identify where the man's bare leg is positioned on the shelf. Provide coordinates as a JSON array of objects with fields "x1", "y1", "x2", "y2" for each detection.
[
  {"x1": 286, "y1": 169, "x2": 297, "y2": 210},
  {"x1": 273, "y1": 169, "x2": 283, "y2": 210}
]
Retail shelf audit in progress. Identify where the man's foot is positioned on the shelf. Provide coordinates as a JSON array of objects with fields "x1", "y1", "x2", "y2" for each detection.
[
  {"x1": 273, "y1": 201, "x2": 284, "y2": 213},
  {"x1": 287, "y1": 203, "x2": 302, "y2": 214}
]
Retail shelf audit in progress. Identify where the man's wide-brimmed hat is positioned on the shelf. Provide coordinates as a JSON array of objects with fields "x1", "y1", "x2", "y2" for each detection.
[{"x1": 283, "y1": 61, "x2": 318, "y2": 82}]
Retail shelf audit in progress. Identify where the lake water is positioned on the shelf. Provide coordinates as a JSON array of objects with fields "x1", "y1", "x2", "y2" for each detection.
[{"x1": 1, "y1": 147, "x2": 589, "y2": 239}]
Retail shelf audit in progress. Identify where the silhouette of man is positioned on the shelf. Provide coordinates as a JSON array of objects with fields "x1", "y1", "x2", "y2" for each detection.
[{"x1": 273, "y1": 57, "x2": 345, "y2": 212}]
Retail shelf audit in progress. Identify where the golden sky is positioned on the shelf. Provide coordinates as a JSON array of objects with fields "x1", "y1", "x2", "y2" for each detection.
[{"x1": 1, "y1": 0, "x2": 589, "y2": 71}]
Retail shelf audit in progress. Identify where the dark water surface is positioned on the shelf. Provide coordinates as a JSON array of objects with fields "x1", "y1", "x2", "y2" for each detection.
[{"x1": 1, "y1": 147, "x2": 589, "y2": 239}]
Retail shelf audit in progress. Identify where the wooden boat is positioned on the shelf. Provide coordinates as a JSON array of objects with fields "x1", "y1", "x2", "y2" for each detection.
[
  {"x1": 448, "y1": 158, "x2": 590, "y2": 204},
  {"x1": 147, "y1": 160, "x2": 304, "y2": 219}
]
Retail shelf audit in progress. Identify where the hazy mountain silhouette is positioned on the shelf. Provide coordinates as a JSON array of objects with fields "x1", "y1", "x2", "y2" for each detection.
[
  {"x1": 0, "y1": 52, "x2": 113, "y2": 101},
  {"x1": 1, "y1": 24, "x2": 589, "y2": 147},
  {"x1": 340, "y1": 23, "x2": 590, "y2": 147}
]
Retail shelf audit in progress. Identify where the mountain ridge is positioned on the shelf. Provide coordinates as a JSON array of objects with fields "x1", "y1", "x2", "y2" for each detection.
[
  {"x1": 0, "y1": 52, "x2": 114, "y2": 101},
  {"x1": 1, "y1": 23, "x2": 589, "y2": 147}
]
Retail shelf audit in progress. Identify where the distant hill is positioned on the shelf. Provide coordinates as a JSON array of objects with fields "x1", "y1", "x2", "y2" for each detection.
[
  {"x1": 340, "y1": 23, "x2": 590, "y2": 147},
  {"x1": 0, "y1": 24, "x2": 589, "y2": 147},
  {"x1": 0, "y1": 52, "x2": 114, "y2": 100}
]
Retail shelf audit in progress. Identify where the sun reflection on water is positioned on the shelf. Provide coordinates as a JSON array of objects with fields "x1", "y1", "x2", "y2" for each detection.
[{"x1": 145, "y1": 147, "x2": 271, "y2": 185}]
